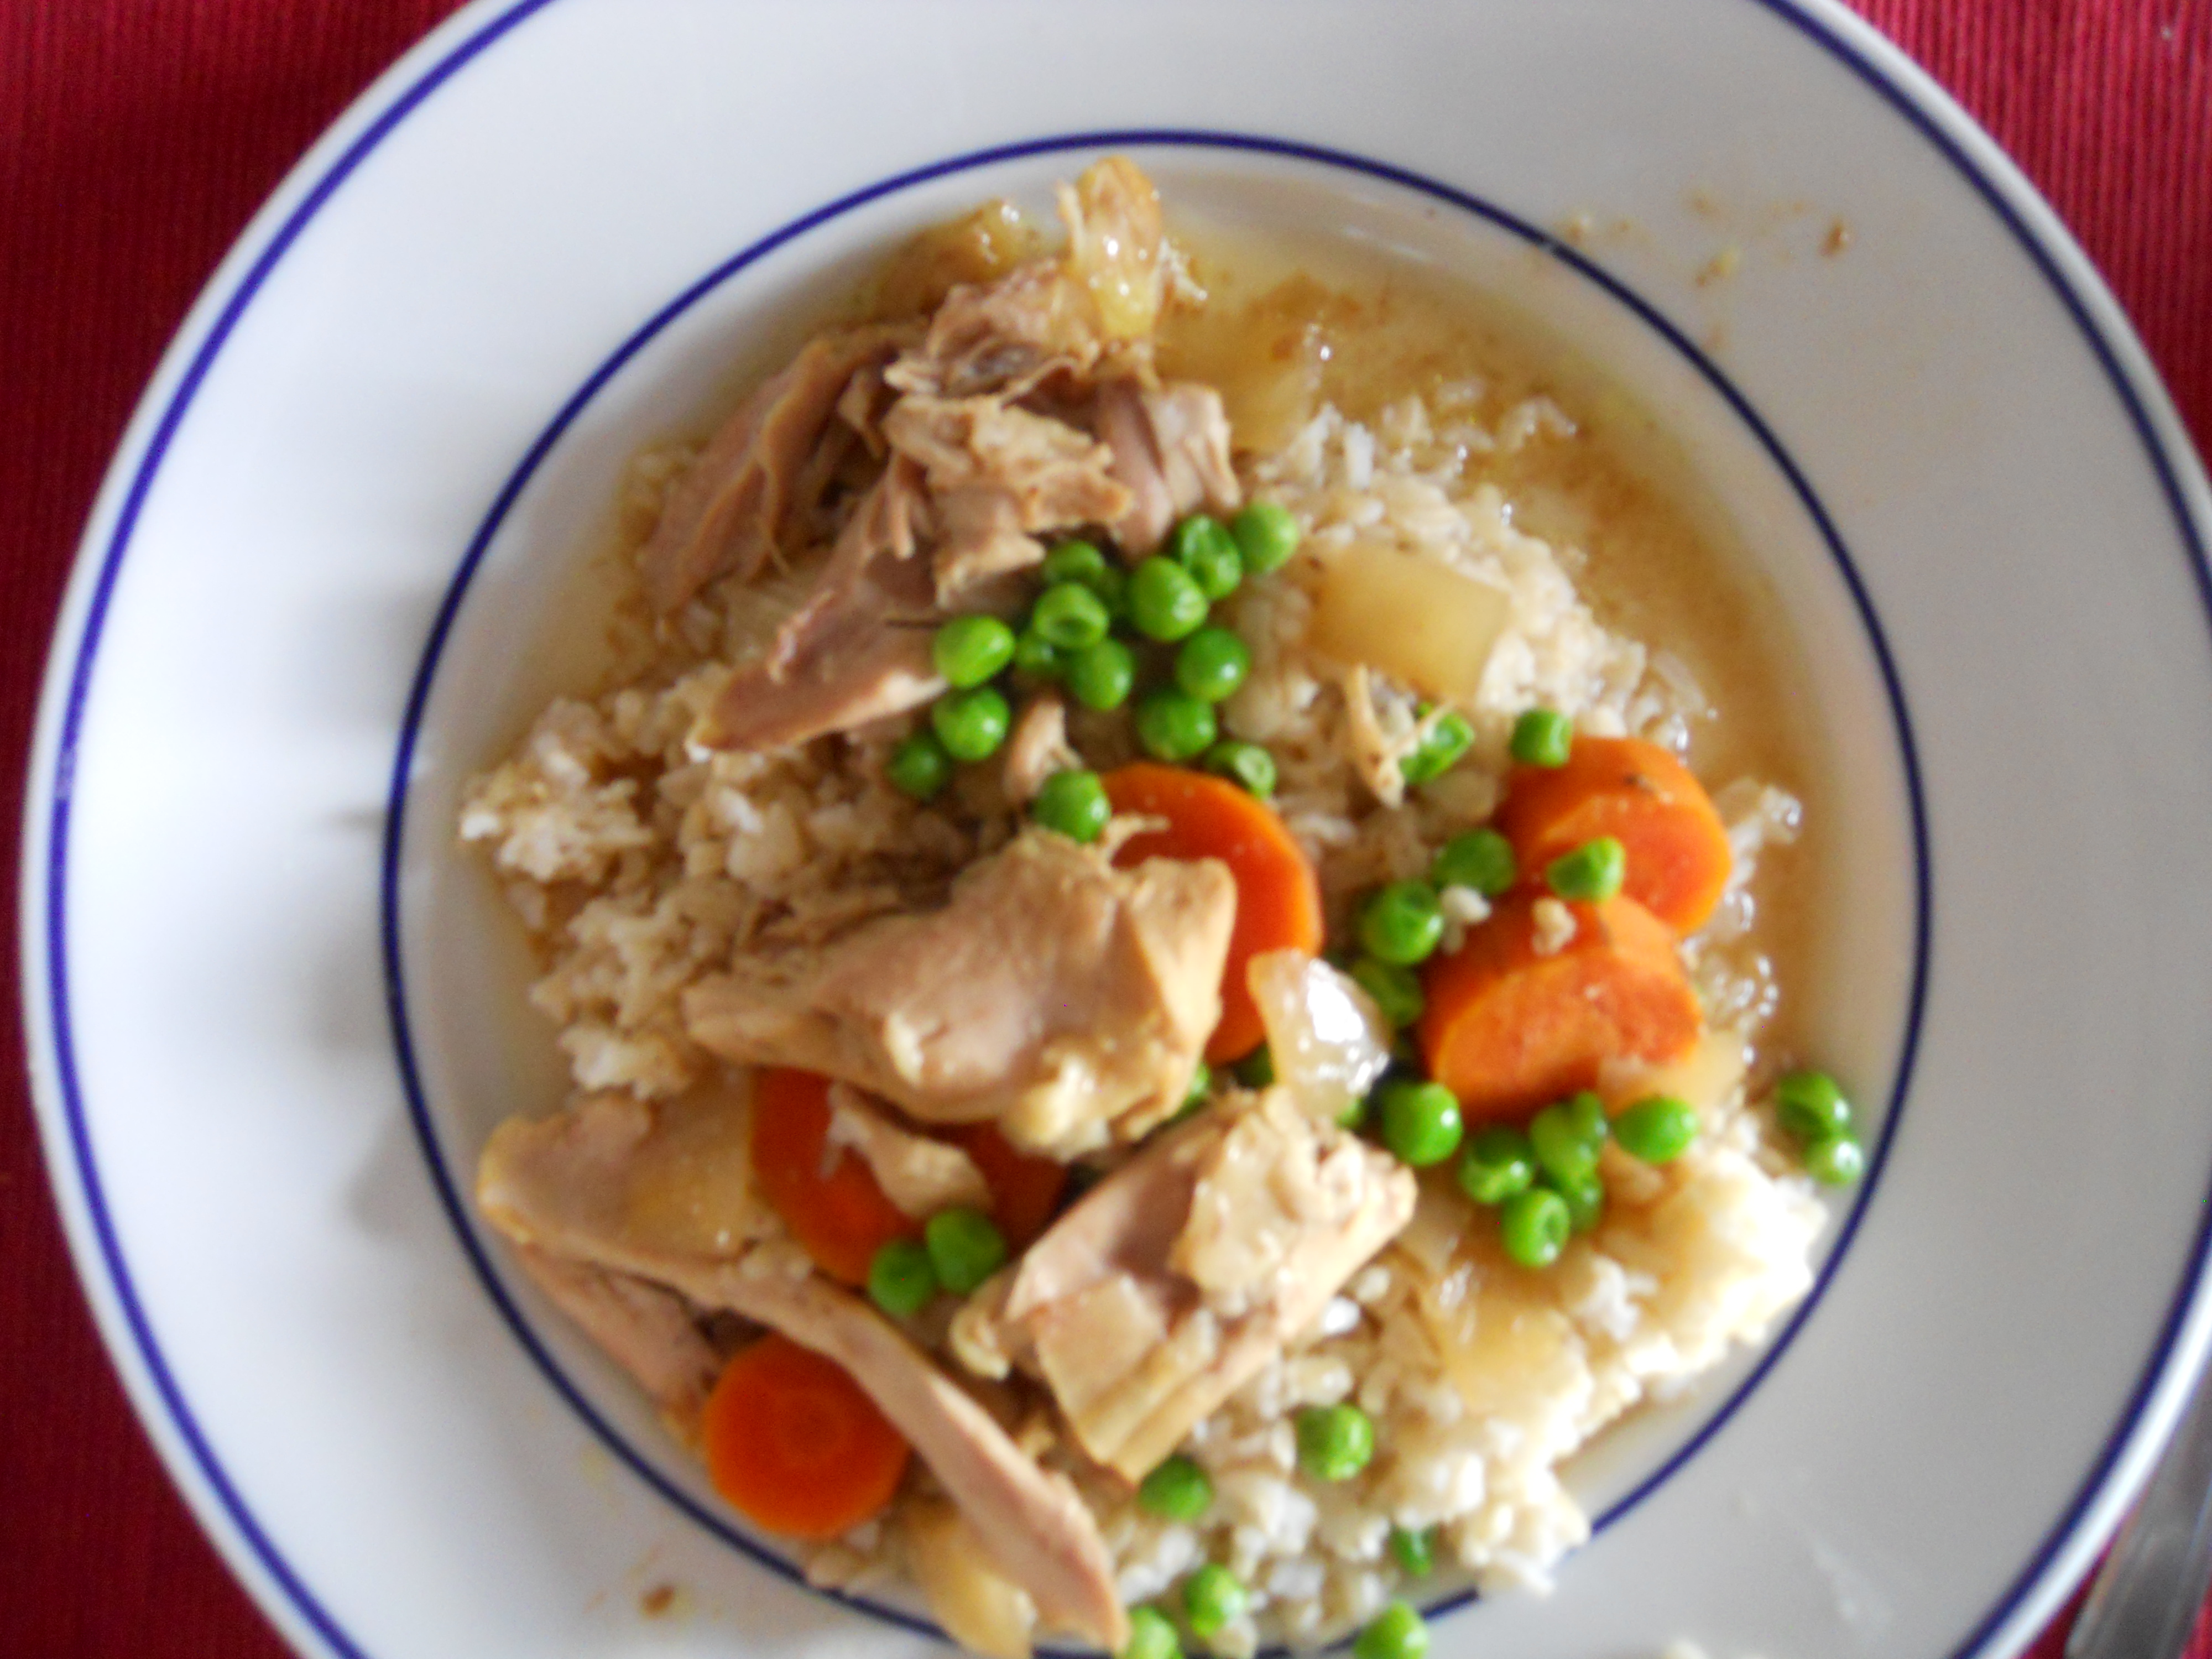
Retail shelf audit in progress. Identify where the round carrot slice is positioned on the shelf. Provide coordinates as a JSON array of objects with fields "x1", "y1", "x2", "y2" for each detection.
[
  {"x1": 1417, "y1": 890, "x2": 1703, "y2": 1121},
  {"x1": 1494, "y1": 735, "x2": 1734, "y2": 934},
  {"x1": 702, "y1": 1333, "x2": 910, "y2": 1539},
  {"x1": 748, "y1": 1067, "x2": 914, "y2": 1285},
  {"x1": 1103, "y1": 762, "x2": 1324, "y2": 1064}
]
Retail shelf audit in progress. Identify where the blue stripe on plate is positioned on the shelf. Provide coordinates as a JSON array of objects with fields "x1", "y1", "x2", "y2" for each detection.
[{"x1": 30, "y1": 0, "x2": 2206, "y2": 1653}]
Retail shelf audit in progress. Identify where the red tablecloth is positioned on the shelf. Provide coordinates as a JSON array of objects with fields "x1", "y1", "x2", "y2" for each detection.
[{"x1": 1, "y1": 3, "x2": 2205, "y2": 1655}]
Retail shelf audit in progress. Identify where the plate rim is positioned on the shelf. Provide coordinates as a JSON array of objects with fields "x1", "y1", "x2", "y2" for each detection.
[{"x1": 17, "y1": 2, "x2": 2212, "y2": 1657}]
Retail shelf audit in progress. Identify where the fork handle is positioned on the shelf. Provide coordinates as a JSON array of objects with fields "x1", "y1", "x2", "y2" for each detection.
[{"x1": 2068, "y1": 1359, "x2": 2212, "y2": 1659}]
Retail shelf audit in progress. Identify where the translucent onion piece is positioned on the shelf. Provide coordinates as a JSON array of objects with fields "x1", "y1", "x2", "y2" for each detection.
[{"x1": 1247, "y1": 950, "x2": 1392, "y2": 1124}]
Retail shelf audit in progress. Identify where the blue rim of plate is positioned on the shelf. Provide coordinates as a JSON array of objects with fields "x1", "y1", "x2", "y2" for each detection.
[{"x1": 24, "y1": 1, "x2": 2209, "y2": 1657}]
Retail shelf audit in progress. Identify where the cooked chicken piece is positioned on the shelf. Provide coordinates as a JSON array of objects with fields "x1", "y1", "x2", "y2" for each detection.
[
  {"x1": 1001, "y1": 694, "x2": 1080, "y2": 806},
  {"x1": 888, "y1": 259, "x2": 1105, "y2": 402},
  {"x1": 685, "y1": 829, "x2": 1234, "y2": 1156},
  {"x1": 994, "y1": 1089, "x2": 1415, "y2": 1478},
  {"x1": 477, "y1": 1094, "x2": 1125, "y2": 1649},
  {"x1": 478, "y1": 1083, "x2": 778, "y2": 1264},
  {"x1": 882, "y1": 394, "x2": 1132, "y2": 601},
  {"x1": 694, "y1": 456, "x2": 946, "y2": 752},
  {"x1": 1097, "y1": 378, "x2": 1241, "y2": 557},
  {"x1": 641, "y1": 323, "x2": 914, "y2": 614},
  {"x1": 700, "y1": 1267, "x2": 1125, "y2": 1651},
  {"x1": 511, "y1": 1244, "x2": 723, "y2": 1439},
  {"x1": 825, "y1": 1082, "x2": 989, "y2": 1218}
]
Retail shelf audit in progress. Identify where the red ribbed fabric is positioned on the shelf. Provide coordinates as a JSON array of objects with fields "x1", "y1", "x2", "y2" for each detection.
[{"x1": 0, "y1": 3, "x2": 2203, "y2": 1655}]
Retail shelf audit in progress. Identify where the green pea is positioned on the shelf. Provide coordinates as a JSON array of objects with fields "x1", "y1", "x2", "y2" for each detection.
[
  {"x1": 1032, "y1": 581, "x2": 1112, "y2": 650},
  {"x1": 1546, "y1": 836, "x2": 1626, "y2": 902},
  {"x1": 1564, "y1": 1088, "x2": 1608, "y2": 1142},
  {"x1": 1135, "y1": 687, "x2": 1219, "y2": 763},
  {"x1": 1203, "y1": 739, "x2": 1277, "y2": 799},
  {"x1": 886, "y1": 731, "x2": 953, "y2": 801},
  {"x1": 1295, "y1": 1404, "x2": 1376, "y2": 1481},
  {"x1": 1457, "y1": 1124, "x2": 1536, "y2": 1205},
  {"x1": 931, "y1": 686, "x2": 1011, "y2": 762},
  {"x1": 1776, "y1": 1069, "x2": 1854, "y2": 1141},
  {"x1": 1548, "y1": 1165, "x2": 1606, "y2": 1233},
  {"x1": 1400, "y1": 710, "x2": 1474, "y2": 786},
  {"x1": 1379, "y1": 1080, "x2": 1464, "y2": 1168},
  {"x1": 1012, "y1": 629, "x2": 1063, "y2": 682},
  {"x1": 1804, "y1": 1131, "x2": 1866, "y2": 1187},
  {"x1": 1499, "y1": 1186, "x2": 1571, "y2": 1268},
  {"x1": 1175, "y1": 1061, "x2": 1213, "y2": 1120},
  {"x1": 1354, "y1": 1601, "x2": 1430, "y2": 1659},
  {"x1": 1032, "y1": 768, "x2": 1111, "y2": 844},
  {"x1": 1137, "y1": 1453, "x2": 1213, "y2": 1521},
  {"x1": 1359, "y1": 880, "x2": 1446, "y2": 967},
  {"x1": 931, "y1": 614, "x2": 1016, "y2": 689},
  {"x1": 1234, "y1": 1045, "x2": 1275, "y2": 1088},
  {"x1": 1431, "y1": 828, "x2": 1517, "y2": 898},
  {"x1": 1614, "y1": 1094, "x2": 1698, "y2": 1164},
  {"x1": 1230, "y1": 500, "x2": 1300, "y2": 575},
  {"x1": 1169, "y1": 514, "x2": 1245, "y2": 600},
  {"x1": 1510, "y1": 707, "x2": 1574, "y2": 767},
  {"x1": 1121, "y1": 1606, "x2": 1181, "y2": 1659},
  {"x1": 1128, "y1": 556, "x2": 1210, "y2": 642},
  {"x1": 1173, "y1": 627, "x2": 1251, "y2": 703},
  {"x1": 1065, "y1": 638, "x2": 1138, "y2": 711},
  {"x1": 924, "y1": 1207, "x2": 1007, "y2": 1295},
  {"x1": 1349, "y1": 956, "x2": 1425, "y2": 1029},
  {"x1": 865, "y1": 1237, "x2": 937, "y2": 1318},
  {"x1": 1530, "y1": 1094, "x2": 1606, "y2": 1182},
  {"x1": 1387, "y1": 1525, "x2": 1435, "y2": 1579},
  {"x1": 1182, "y1": 1564, "x2": 1246, "y2": 1637},
  {"x1": 1042, "y1": 538, "x2": 1111, "y2": 588}
]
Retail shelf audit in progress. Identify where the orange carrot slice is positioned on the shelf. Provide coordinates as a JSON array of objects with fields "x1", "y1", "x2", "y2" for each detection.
[
  {"x1": 1103, "y1": 762, "x2": 1325, "y2": 1064},
  {"x1": 947, "y1": 1122, "x2": 1068, "y2": 1249},
  {"x1": 1494, "y1": 736, "x2": 1734, "y2": 934},
  {"x1": 1417, "y1": 890, "x2": 1703, "y2": 1121},
  {"x1": 702, "y1": 1333, "x2": 910, "y2": 1539},
  {"x1": 749, "y1": 1067, "x2": 914, "y2": 1286}
]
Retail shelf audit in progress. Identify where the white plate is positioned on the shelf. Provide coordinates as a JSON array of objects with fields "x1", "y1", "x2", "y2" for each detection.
[{"x1": 21, "y1": 2, "x2": 2212, "y2": 1657}]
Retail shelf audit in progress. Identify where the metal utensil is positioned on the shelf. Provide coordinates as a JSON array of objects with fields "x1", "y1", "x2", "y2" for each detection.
[{"x1": 2068, "y1": 1358, "x2": 2212, "y2": 1658}]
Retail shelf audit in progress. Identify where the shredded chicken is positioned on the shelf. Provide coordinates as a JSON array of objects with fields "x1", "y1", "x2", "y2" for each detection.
[
  {"x1": 1001, "y1": 694, "x2": 1079, "y2": 806},
  {"x1": 510, "y1": 1244, "x2": 723, "y2": 1439},
  {"x1": 825, "y1": 1083, "x2": 989, "y2": 1218},
  {"x1": 882, "y1": 394, "x2": 1130, "y2": 599},
  {"x1": 477, "y1": 1088, "x2": 1125, "y2": 1651},
  {"x1": 693, "y1": 456, "x2": 944, "y2": 751},
  {"x1": 989, "y1": 1089, "x2": 1415, "y2": 1478},
  {"x1": 684, "y1": 829, "x2": 1234, "y2": 1156},
  {"x1": 1097, "y1": 377, "x2": 1241, "y2": 557},
  {"x1": 641, "y1": 323, "x2": 915, "y2": 614}
]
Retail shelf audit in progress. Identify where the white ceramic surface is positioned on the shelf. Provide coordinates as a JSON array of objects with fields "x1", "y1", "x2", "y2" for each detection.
[{"x1": 20, "y1": 3, "x2": 2212, "y2": 1658}]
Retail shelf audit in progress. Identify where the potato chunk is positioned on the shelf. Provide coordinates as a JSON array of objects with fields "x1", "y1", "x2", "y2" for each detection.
[{"x1": 1307, "y1": 543, "x2": 1510, "y2": 703}]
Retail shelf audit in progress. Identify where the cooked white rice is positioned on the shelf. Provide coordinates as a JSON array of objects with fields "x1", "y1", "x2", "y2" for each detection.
[{"x1": 462, "y1": 387, "x2": 1822, "y2": 1650}]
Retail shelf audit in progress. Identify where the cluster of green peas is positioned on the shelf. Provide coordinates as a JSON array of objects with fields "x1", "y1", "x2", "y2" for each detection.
[
  {"x1": 1343, "y1": 708, "x2": 1639, "y2": 1040},
  {"x1": 880, "y1": 503, "x2": 1303, "y2": 841},
  {"x1": 1120, "y1": 1407, "x2": 1436, "y2": 1659},
  {"x1": 862, "y1": 1207, "x2": 1008, "y2": 1319}
]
